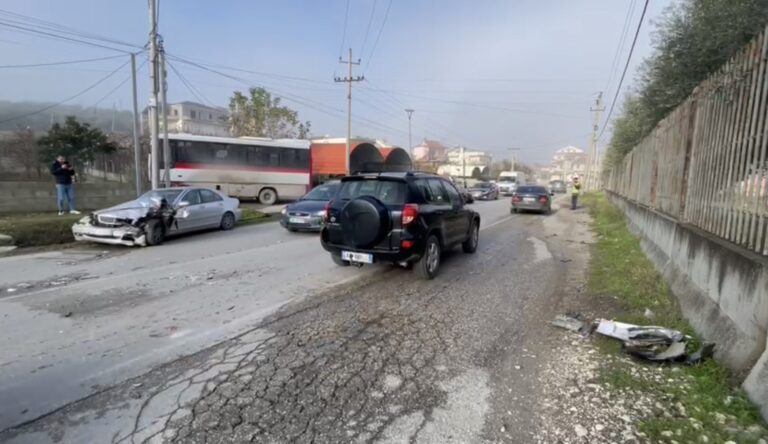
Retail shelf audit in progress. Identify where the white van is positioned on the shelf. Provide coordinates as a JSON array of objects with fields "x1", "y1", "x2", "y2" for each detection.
[{"x1": 497, "y1": 171, "x2": 524, "y2": 195}]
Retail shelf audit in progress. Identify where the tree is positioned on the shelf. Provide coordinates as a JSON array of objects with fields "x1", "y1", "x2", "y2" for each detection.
[
  {"x1": 605, "y1": 0, "x2": 768, "y2": 171},
  {"x1": 1, "y1": 127, "x2": 41, "y2": 178},
  {"x1": 229, "y1": 87, "x2": 312, "y2": 139},
  {"x1": 37, "y1": 116, "x2": 118, "y2": 175}
]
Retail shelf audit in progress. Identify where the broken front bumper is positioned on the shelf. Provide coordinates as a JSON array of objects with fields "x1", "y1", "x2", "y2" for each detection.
[{"x1": 71, "y1": 223, "x2": 147, "y2": 247}]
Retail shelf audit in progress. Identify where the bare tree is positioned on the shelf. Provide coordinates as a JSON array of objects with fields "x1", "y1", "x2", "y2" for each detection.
[{"x1": 1, "y1": 127, "x2": 40, "y2": 178}]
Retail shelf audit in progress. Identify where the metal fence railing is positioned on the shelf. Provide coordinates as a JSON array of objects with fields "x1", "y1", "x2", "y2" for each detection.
[{"x1": 606, "y1": 26, "x2": 768, "y2": 255}]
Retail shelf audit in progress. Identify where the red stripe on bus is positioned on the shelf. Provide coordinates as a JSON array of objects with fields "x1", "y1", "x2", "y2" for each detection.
[{"x1": 174, "y1": 163, "x2": 309, "y2": 174}]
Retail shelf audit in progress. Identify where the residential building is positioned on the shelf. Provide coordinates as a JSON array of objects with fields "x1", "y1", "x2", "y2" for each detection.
[
  {"x1": 411, "y1": 138, "x2": 448, "y2": 162},
  {"x1": 144, "y1": 101, "x2": 230, "y2": 137},
  {"x1": 548, "y1": 146, "x2": 587, "y2": 181},
  {"x1": 437, "y1": 146, "x2": 493, "y2": 178}
]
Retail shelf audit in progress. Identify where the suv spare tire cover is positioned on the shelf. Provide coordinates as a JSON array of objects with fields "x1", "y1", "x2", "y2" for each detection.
[{"x1": 340, "y1": 196, "x2": 390, "y2": 248}]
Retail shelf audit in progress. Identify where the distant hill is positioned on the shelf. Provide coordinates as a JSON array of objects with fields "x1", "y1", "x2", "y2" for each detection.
[{"x1": 0, "y1": 101, "x2": 135, "y2": 133}]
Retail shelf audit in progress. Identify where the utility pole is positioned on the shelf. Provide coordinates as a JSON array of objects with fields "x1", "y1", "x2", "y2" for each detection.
[
  {"x1": 158, "y1": 37, "x2": 170, "y2": 188},
  {"x1": 405, "y1": 108, "x2": 414, "y2": 153},
  {"x1": 147, "y1": 0, "x2": 160, "y2": 190},
  {"x1": 586, "y1": 92, "x2": 604, "y2": 190},
  {"x1": 334, "y1": 48, "x2": 364, "y2": 174},
  {"x1": 461, "y1": 145, "x2": 467, "y2": 188},
  {"x1": 130, "y1": 52, "x2": 142, "y2": 197},
  {"x1": 508, "y1": 147, "x2": 521, "y2": 171}
]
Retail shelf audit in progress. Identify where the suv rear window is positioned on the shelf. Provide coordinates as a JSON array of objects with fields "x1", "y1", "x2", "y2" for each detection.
[{"x1": 338, "y1": 179, "x2": 407, "y2": 205}]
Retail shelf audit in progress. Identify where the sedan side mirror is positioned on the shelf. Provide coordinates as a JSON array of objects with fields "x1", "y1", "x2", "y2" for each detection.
[
  {"x1": 177, "y1": 201, "x2": 190, "y2": 208},
  {"x1": 550, "y1": 191, "x2": 555, "y2": 196}
]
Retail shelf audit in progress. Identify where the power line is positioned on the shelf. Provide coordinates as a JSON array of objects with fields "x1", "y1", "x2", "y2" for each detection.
[
  {"x1": 363, "y1": 0, "x2": 392, "y2": 72},
  {"x1": 338, "y1": 0, "x2": 351, "y2": 57},
  {"x1": 0, "y1": 54, "x2": 128, "y2": 69},
  {"x1": 598, "y1": 0, "x2": 650, "y2": 141},
  {"x1": 91, "y1": 59, "x2": 148, "y2": 107},
  {"x1": 166, "y1": 52, "x2": 329, "y2": 85},
  {"x1": 0, "y1": 58, "x2": 131, "y2": 124},
  {"x1": 0, "y1": 20, "x2": 135, "y2": 54},
  {"x1": 603, "y1": 0, "x2": 638, "y2": 93},
  {"x1": 0, "y1": 8, "x2": 144, "y2": 50},
  {"x1": 167, "y1": 60, "x2": 215, "y2": 107},
  {"x1": 359, "y1": 0, "x2": 378, "y2": 56}
]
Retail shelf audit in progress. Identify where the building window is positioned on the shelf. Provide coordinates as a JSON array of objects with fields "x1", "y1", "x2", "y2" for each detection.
[
  {"x1": 173, "y1": 109, "x2": 178, "y2": 117},
  {"x1": 190, "y1": 110, "x2": 197, "y2": 119},
  {"x1": 209, "y1": 113, "x2": 213, "y2": 120}
]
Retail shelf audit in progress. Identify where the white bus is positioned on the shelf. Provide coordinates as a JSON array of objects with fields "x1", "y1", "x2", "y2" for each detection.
[{"x1": 164, "y1": 134, "x2": 311, "y2": 204}]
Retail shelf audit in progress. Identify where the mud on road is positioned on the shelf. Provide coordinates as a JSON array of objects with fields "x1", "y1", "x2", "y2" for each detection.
[{"x1": 2, "y1": 202, "x2": 591, "y2": 444}]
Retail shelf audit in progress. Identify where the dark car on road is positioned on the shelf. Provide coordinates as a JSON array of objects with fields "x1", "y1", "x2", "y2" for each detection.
[
  {"x1": 468, "y1": 182, "x2": 499, "y2": 200},
  {"x1": 321, "y1": 172, "x2": 480, "y2": 279},
  {"x1": 280, "y1": 181, "x2": 340, "y2": 232},
  {"x1": 549, "y1": 180, "x2": 567, "y2": 194},
  {"x1": 511, "y1": 185, "x2": 553, "y2": 214}
]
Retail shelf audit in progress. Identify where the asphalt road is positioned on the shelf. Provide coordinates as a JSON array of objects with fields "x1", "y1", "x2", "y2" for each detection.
[{"x1": 0, "y1": 196, "x2": 538, "y2": 439}]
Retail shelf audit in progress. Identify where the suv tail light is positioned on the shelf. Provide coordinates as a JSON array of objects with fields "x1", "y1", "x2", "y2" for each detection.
[
  {"x1": 402, "y1": 204, "x2": 419, "y2": 225},
  {"x1": 324, "y1": 201, "x2": 332, "y2": 221},
  {"x1": 512, "y1": 195, "x2": 522, "y2": 203}
]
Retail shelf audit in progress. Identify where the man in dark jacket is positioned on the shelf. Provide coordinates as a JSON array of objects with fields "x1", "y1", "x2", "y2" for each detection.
[{"x1": 50, "y1": 155, "x2": 80, "y2": 216}]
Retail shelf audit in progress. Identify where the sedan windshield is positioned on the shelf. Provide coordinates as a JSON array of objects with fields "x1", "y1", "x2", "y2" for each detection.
[
  {"x1": 302, "y1": 183, "x2": 339, "y2": 201},
  {"x1": 136, "y1": 189, "x2": 184, "y2": 207}
]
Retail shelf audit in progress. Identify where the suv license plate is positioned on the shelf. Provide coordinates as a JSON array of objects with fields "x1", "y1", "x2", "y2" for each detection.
[{"x1": 341, "y1": 251, "x2": 373, "y2": 264}]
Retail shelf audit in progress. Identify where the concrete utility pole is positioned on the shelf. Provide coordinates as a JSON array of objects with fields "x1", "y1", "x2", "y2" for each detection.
[
  {"x1": 461, "y1": 145, "x2": 467, "y2": 187},
  {"x1": 130, "y1": 53, "x2": 142, "y2": 196},
  {"x1": 334, "y1": 48, "x2": 364, "y2": 174},
  {"x1": 508, "y1": 147, "x2": 521, "y2": 171},
  {"x1": 405, "y1": 108, "x2": 414, "y2": 153},
  {"x1": 158, "y1": 37, "x2": 170, "y2": 188},
  {"x1": 586, "y1": 92, "x2": 604, "y2": 190},
  {"x1": 148, "y1": 0, "x2": 160, "y2": 190}
]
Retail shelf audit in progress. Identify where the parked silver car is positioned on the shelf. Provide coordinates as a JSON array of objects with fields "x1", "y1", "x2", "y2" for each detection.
[{"x1": 72, "y1": 187, "x2": 242, "y2": 247}]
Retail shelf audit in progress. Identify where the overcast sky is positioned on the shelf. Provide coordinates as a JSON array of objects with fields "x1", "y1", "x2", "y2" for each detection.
[{"x1": 0, "y1": 0, "x2": 674, "y2": 164}]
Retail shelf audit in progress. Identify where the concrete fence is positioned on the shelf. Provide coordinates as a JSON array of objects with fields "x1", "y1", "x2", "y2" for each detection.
[
  {"x1": 0, "y1": 181, "x2": 139, "y2": 214},
  {"x1": 605, "y1": 25, "x2": 768, "y2": 420}
]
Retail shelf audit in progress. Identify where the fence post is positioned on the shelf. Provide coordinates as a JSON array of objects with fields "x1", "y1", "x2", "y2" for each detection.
[{"x1": 679, "y1": 91, "x2": 699, "y2": 222}]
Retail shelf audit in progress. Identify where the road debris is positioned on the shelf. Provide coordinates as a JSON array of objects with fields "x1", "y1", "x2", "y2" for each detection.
[{"x1": 552, "y1": 316, "x2": 715, "y2": 364}]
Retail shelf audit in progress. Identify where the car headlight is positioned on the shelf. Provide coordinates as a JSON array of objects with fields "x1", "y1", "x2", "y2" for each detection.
[
  {"x1": 315, "y1": 210, "x2": 326, "y2": 217},
  {"x1": 280, "y1": 207, "x2": 287, "y2": 215}
]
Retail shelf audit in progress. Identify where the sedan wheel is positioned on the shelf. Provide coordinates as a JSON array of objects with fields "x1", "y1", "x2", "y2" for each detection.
[{"x1": 220, "y1": 212, "x2": 236, "y2": 230}]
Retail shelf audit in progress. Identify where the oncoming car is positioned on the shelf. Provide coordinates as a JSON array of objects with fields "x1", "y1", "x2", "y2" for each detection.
[
  {"x1": 72, "y1": 187, "x2": 242, "y2": 246},
  {"x1": 468, "y1": 182, "x2": 499, "y2": 200},
  {"x1": 280, "y1": 181, "x2": 340, "y2": 232}
]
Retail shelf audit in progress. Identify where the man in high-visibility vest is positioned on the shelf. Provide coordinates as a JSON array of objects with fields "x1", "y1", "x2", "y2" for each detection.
[{"x1": 571, "y1": 176, "x2": 582, "y2": 210}]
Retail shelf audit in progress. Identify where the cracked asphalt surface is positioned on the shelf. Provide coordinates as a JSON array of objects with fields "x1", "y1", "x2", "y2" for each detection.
[{"x1": 1, "y1": 197, "x2": 588, "y2": 443}]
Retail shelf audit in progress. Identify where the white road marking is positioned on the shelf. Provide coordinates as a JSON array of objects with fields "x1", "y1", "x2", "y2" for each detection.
[{"x1": 480, "y1": 215, "x2": 515, "y2": 231}]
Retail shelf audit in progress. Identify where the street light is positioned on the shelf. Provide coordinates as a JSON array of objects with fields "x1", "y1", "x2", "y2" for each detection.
[{"x1": 405, "y1": 108, "x2": 414, "y2": 152}]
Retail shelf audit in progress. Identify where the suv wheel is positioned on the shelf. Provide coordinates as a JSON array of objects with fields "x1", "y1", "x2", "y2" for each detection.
[
  {"x1": 415, "y1": 235, "x2": 441, "y2": 280},
  {"x1": 462, "y1": 221, "x2": 479, "y2": 253},
  {"x1": 331, "y1": 253, "x2": 350, "y2": 267}
]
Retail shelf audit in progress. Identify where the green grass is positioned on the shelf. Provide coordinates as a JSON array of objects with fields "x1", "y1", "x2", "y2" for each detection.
[
  {"x1": 239, "y1": 208, "x2": 274, "y2": 225},
  {"x1": 583, "y1": 192, "x2": 767, "y2": 443},
  {"x1": 0, "y1": 212, "x2": 81, "y2": 247},
  {"x1": 0, "y1": 208, "x2": 275, "y2": 249}
]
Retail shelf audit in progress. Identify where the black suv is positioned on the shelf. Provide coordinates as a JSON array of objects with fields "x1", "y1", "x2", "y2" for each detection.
[{"x1": 320, "y1": 172, "x2": 480, "y2": 279}]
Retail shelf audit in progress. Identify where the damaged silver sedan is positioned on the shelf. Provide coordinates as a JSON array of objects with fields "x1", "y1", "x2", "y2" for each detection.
[{"x1": 72, "y1": 187, "x2": 242, "y2": 247}]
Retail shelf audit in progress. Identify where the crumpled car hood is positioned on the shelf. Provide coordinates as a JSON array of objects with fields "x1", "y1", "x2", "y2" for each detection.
[{"x1": 93, "y1": 200, "x2": 154, "y2": 222}]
